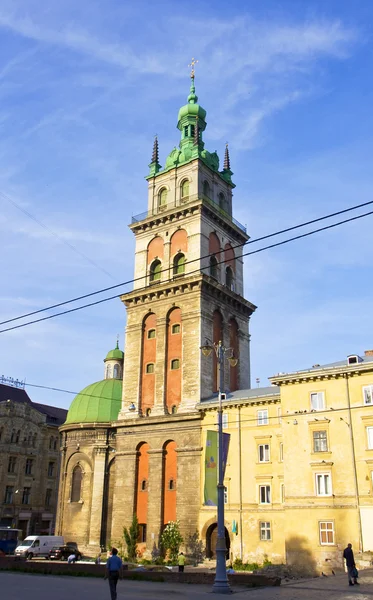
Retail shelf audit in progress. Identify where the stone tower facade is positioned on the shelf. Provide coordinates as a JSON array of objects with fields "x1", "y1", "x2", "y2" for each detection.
[{"x1": 120, "y1": 74, "x2": 256, "y2": 420}]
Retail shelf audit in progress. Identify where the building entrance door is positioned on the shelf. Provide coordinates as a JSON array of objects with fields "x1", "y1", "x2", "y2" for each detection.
[{"x1": 206, "y1": 523, "x2": 230, "y2": 560}]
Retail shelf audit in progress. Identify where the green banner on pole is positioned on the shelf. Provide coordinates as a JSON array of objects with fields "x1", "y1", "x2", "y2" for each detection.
[{"x1": 204, "y1": 430, "x2": 218, "y2": 506}]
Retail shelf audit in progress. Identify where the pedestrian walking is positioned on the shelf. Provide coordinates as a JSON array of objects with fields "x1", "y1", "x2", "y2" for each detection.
[
  {"x1": 178, "y1": 552, "x2": 185, "y2": 573},
  {"x1": 104, "y1": 547, "x2": 123, "y2": 600},
  {"x1": 343, "y1": 543, "x2": 359, "y2": 586}
]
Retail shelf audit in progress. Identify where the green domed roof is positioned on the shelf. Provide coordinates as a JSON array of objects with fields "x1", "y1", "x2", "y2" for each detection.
[
  {"x1": 104, "y1": 341, "x2": 124, "y2": 362},
  {"x1": 65, "y1": 379, "x2": 122, "y2": 424},
  {"x1": 177, "y1": 79, "x2": 206, "y2": 125}
]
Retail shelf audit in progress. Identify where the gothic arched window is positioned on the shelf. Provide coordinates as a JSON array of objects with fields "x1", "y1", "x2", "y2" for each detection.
[
  {"x1": 181, "y1": 180, "x2": 189, "y2": 200},
  {"x1": 173, "y1": 253, "x2": 186, "y2": 276},
  {"x1": 218, "y1": 192, "x2": 225, "y2": 210},
  {"x1": 226, "y1": 266, "x2": 234, "y2": 290},
  {"x1": 210, "y1": 256, "x2": 218, "y2": 279},
  {"x1": 106, "y1": 364, "x2": 113, "y2": 378},
  {"x1": 203, "y1": 180, "x2": 211, "y2": 199},
  {"x1": 159, "y1": 188, "x2": 167, "y2": 208},
  {"x1": 71, "y1": 465, "x2": 83, "y2": 503},
  {"x1": 150, "y1": 260, "x2": 161, "y2": 283}
]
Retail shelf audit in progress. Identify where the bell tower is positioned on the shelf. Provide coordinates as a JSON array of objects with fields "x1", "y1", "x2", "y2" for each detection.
[{"x1": 119, "y1": 70, "x2": 256, "y2": 419}]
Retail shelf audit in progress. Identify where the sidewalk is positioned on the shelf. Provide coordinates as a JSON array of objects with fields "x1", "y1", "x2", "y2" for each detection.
[{"x1": 1, "y1": 568, "x2": 373, "y2": 599}]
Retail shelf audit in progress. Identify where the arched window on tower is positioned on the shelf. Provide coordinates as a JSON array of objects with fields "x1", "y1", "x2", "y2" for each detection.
[
  {"x1": 203, "y1": 180, "x2": 211, "y2": 199},
  {"x1": 150, "y1": 259, "x2": 162, "y2": 283},
  {"x1": 210, "y1": 256, "x2": 218, "y2": 279},
  {"x1": 106, "y1": 364, "x2": 113, "y2": 379},
  {"x1": 113, "y1": 364, "x2": 120, "y2": 379},
  {"x1": 158, "y1": 188, "x2": 167, "y2": 208},
  {"x1": 226, "y1": 266, "x2": 234, "y2": 290},
  {"x1": 71, "y1": 465, "x2": 83, "y2": 503},
  {"x1": 180, "y1": 180, "x2": 189, "y2": 201},
  {"x1": 218, "y1": 192, "x2": 225, "y2": 211},
  {"x1": 173, "y1": 253, "x2": 186, "y2": 276}
]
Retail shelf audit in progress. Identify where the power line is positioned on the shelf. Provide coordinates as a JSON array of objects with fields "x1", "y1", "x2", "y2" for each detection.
[
  {"x1": 0, "y1": 189, "x2": 116, "y2": 281},
  {"x1": 1, "y1": 206, "x2": 373, "y2": 334},
  {"x1": 1, "y1": 199, "x2": 373, "y2": 329},
  {"x1": 23, "y1": 380, "x2": 373, "y2": 432}
]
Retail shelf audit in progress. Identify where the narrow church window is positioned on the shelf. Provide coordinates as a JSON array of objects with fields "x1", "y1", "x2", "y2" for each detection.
[
  {"x1": 169, "y1": 479, "x2": 175, "y2": 490},
  {"x1": 159, "y1": 188, "x2": 167, "y2": 207},
  {"x1": 150, "y1": 260, "x2": 161, "y2": 282},
  {"x1": 113, "y1": 364, "x2": 120, "y2": 378},
  {"x1": 140, "y1": 479, "x2": 147, "y2": 491},
  {"x1": 106, "y1": 364, "x2": 113, "y2": 378},
  {"x1": 184, "y1": 125, "x2": 188, "y2": 138},
  {"x1": 171, "y1": 359, "x2": 180, "y2": 370},
  {"x1": 190, "y1": 124, "x2": 195, "y2": 138},
  {"x1": 147, "y1": 329, "x2": 156, "y2": 339},
  {"x1": 146, "y1": 408, "x2": 151, "y2": 416},
  {"x1": 203, "y1": 180, "x2": 211, "y2": 199},
  {"x1": 210, "y1": 256, "x2": 218, "y2": 279},
  {"x1": 225, "y1": 266, "x2": 234, "y2": 290},
  {"x1": 71, "y1": 465, "x2": 82, "y2": 503},
  {"x1": 146, "y1": 363, "x2": 154, "y2": 374},
  {"x1": 173, "y1": 253, "x2": 185, "y2": 276},
  {"x1": 218, "y1": 192, "x2": 225, "y2": 210},
  {"x1": 171, "y1": 324, "x2": 181, "y2": 334},
  {"x1": 181, "y1": 180, "x2": 189, "y2": 200},
  {"x1": 171, "y1": 405, "x2": 177, "y2": 414},
  {"x1": 138, "y1": 524, "x2": 147, "y2": 543}
]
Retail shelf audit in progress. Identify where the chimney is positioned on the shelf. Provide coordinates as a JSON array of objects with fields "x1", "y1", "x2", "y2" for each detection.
[{"x1": 364, "y1": 350, "x2": 373, "y2": 356}]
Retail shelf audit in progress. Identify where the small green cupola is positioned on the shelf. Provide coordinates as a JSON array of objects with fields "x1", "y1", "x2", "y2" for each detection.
[
  {"x1": 104, "y1": 340, "x2": 124, "y2": 380},
  {"x1": 177, "y1": 75, "x2": 207, "y2": 152}
]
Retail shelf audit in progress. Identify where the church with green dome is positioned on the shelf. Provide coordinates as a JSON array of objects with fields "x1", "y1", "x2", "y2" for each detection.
[{"x1": 56, "y1": 69, "x2": 257, "y2": 565}]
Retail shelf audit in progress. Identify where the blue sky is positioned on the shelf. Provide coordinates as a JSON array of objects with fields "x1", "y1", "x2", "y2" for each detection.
[{"x1": 1, "y1": 0, "x2": 373, "y2": 408}]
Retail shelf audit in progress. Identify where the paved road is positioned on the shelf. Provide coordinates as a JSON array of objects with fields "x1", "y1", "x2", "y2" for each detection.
[{"x1": 1, "y1": 569, "x2": 373, "y2": 599}]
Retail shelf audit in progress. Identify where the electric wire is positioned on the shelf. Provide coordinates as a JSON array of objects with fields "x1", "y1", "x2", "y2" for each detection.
[
  {"x1": 1, "y1": 206, "x2": 373, "y2": 334},
  {"x1": 1, "y1": 199, "x2": 373, "y2": 328},
  {"x1": 21, "y1": 380, "x2": 373, "y2": 432},
  {"x1": 0, "y1": 189, "x2": 116, "y2": 281}
]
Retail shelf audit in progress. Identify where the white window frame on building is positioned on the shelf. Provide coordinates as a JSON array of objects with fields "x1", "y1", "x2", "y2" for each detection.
[
  {"x1": 259, "y1": 521, "x2": 271, "y2": 541},
  {"x1": 315, "y1": 473, "x2": 332, "y2": 496},
  {"x1": 310, "y1": 392, "x2": 325, "y2": 411},
  {"x1": 280, "y1": 483, "x2": 285, "y2": 503},
  {"x1": 319, "y1": 521, "x2": 335, "y2": 545},
  {"x1": 258, "y1": 444, "x2": 270, "y2": 463},
  {"x1": 363, "y1": 385, "x2": 373, "y2": 405},
  {"x1": 367, "y1": 426, "x2": 373, "y2": 450},
  {"x1": 279, "y1": 442, "x2": 284, "y2": 462},
  {"x1": 257, "y1": 409, "x2": 269, "y2": 426},
  {"x1": 259, "y1": 484, "x2": 271, "y2": 504},
  {"x1": 313, "y1": 430, "x2": 328, "y2": 452}
]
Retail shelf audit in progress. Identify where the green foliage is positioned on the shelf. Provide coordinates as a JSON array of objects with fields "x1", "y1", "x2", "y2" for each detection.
[
  {"x1": 160, "y1": 521, "x2": 184, "y2": 563},
  {"x1": 123, "y1": 514, "x2": 139, "y2": 562},
  {"x1": 186, "y1": 531, "x2": 205, "y2": 566},
  {"x1": 262, "y1": 554, "x2": 272, "y2": 567},
  {"x1": 232, "y1": 558, "x2": 259, "y2": 571}
]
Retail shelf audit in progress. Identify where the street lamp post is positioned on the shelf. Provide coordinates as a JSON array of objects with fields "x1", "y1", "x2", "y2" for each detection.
[{"x1": 201, "y1": 340, "x2": 237, "y2": 595}]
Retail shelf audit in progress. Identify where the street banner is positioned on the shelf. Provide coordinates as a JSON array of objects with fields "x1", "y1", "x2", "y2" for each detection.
[{"x1": 204, "y1": 430, "x2": 231, "y2": 506}]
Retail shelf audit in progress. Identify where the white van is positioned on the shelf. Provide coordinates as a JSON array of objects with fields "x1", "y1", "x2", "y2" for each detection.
[{"x1": 15, "y1": 535, "x2": 64, "y2": 559}]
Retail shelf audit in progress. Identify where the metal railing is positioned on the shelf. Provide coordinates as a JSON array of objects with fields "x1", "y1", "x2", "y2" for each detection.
[{"x1": 131, "y1": 193, "x2": 246, "y2": 233}]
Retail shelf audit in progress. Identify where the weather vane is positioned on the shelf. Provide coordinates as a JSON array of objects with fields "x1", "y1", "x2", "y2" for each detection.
[{"x1": 188, "y1": 57, "x2": 198, "y2": 79}]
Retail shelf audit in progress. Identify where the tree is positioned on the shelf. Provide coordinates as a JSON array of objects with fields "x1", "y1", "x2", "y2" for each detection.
[
  {"x1": 160, "y1": 521, "x2": 184, "y2": 563},
  {"x1": 186, "y1": 531, "x2": 205, "y2": 566},
  {"x1": 123, "y1": 514, "x2": 139, "y2": 561}
]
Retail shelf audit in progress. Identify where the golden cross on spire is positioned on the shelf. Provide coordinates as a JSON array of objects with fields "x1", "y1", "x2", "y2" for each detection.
[{"x1": 188, "y1": 57, "x2": 198, "y2": 78}]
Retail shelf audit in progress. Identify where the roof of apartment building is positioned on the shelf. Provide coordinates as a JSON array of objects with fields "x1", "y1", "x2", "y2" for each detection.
[
  {"x1": 199, "y1": 386, "x2": 280, "y2": 407},
  {"x1": 0, "y1": 383, "x2": 67, "y2": 426},
  {"x1": 270, "y1": 350, "x2": 373, "y2": 384}
]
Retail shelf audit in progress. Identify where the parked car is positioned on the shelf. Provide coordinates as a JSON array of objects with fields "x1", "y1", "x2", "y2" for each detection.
[{"x1": 48, "y1": 545, "x2": 82, "y2": 561}]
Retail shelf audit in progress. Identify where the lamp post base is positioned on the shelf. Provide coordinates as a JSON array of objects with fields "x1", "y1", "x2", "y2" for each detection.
[{"x1": 212, "y1": 581, "x2": 232, "y2": 594}]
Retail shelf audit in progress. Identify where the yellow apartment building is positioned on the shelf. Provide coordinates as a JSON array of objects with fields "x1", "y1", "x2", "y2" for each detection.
[{"x1": 198, "y1": 350, "x2": 373, "y2": 572}]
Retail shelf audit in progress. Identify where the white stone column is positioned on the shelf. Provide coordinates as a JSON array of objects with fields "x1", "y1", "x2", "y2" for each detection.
[{"x1": 88, "y1": 447, "x2": 107, "y2": 547}]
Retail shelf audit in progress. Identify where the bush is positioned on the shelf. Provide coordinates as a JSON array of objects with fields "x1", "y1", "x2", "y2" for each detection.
[
  {"x1": 233, "y1": 558, "x2": 259, "y2": 572},
  {"x1": 160, "y1": 521, "x2": 183, "y2": 564},
  {"x1": 123, "y1": 515, "x2": 139, "y2": 562}
]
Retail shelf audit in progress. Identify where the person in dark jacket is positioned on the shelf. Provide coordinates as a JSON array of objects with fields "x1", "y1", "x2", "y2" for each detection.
[{"x1": 343, "y1": 543, "x2": 359, "y2": 586}]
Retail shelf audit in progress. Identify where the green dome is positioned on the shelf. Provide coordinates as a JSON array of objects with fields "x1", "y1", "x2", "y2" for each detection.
[
  {"x1": 177, "y1": 78, "x2": 206, "y2": 125},
  {"x1": 65, "y1": 379, "x2": 122, "y2": 424},
  {"x1": 104, "y1": 341, "x2": 124, "y2": 362},
  {"x1": 178, "y1": 101, "x2": 206, "y2": 123},
  {"x1": 105, "y1": 347, "x2": 124, "y2": 361}
]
